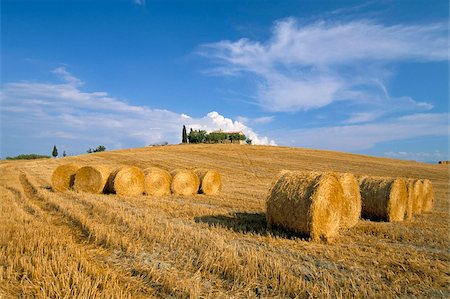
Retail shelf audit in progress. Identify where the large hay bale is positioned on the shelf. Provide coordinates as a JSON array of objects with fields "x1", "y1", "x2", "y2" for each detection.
[
  {"x1": 170, "y1": 169, "x2": 200, "y2": 196},
  {"x1": 359, "y1": 177, "x2": 407, "y2": 222},
  {"x1": 412, "y1": 179, "x2": 424, "y2": 214},
  {"x1": 338, "y1": 173, "x2": 361, "y2": 229},
  {"x1": 144, "y1": 167, "x2": 172, "y2": 196},
  {"x1": 405, "y1": 179, "x2": 415, "y2": 220},
  {"x1": 107, "y1": 166, "x2": 144, "y2": 196},
  {"x1": 194, "y1": 169, "x2": 222, "y2": 195},
  {"x1": 422, "y1": 179, "x2": 434, "y2": 212},
  {"x1": 74, "y1": 165, "x2": 110, "y2": 194},
  {"x1": 266, "y1": 170, "x2": 343, "y2": 242},
  {"x1": 51, "y1": 163, "x2": 81, "y2": 192}
]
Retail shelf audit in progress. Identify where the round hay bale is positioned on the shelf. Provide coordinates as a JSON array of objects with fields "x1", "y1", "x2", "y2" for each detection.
[
  {"x1": 266, "y1": 171, "x2": 343, "y2": 242},
  {"x1": 194, "y1": 169, "x2": 222, "y2": 195},
  {"x1": 405, "y1": 179, "x2": 415, "y2": 220},
  {"x1": 359, "y1": 177, "x2": 407, "y2": 222},
  {"x1": 170, "y1": 169, "x2": 200, "y2": 196},
  {"x1": 338, "y1": 173, "x2": 361, "y2": 229},
  {"x1": 74, "y1": 165, "x2": 110, "y2": 194},
  {"x1": 107, "y1": 166, "x2": 145, "y2": 196},
  {"x1": 422, "y1": 179, "x2": 434, "y2": 212},
  {"x1": 51, "y1": 163, "x2": 81, "y2": 192},
  {"x1": 412, "y1": 179, "x2": 424, "y2": 214},
  {"x1": 144, "y1": 167, "x2": 172, "y2": 196}
]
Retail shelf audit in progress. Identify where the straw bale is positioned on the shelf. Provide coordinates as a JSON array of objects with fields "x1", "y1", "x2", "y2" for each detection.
[
  {"x1": 51, "y1": 163, "x2": 80, "y2": 192},
  {"x1": 412, "y1": 179, "x2": 424, "y2": 214},
  {"x1": 74, "y1": 165, "x2": 110, "y2": 194},
  {"x1": 338, "y1": 173, "x2": 361, "y2": 228},
  {"x1": 170, "y1": 169, "x2": 200, "y2": 196},
  {"x1": 266, "y1": 170, "x2": 343, "y2": 242},
  {"x1": 422, "y1": 179, "x2": 434, "y2": 212},
  {"x1": 359, "y1": 177, "x2": 407, "y2": 222},
  {"x1": 107, "y1": 166, "x2": 145, "y2": 196},
  {"x1": 405, "y1": 179, "x2": 415, "y2": 220},
  {"x1": 194, "y1": 169, "x2": 222, "y2": 195},
  {"x1": 144, "y1": 167, "x2": 172, "y2": 196}
]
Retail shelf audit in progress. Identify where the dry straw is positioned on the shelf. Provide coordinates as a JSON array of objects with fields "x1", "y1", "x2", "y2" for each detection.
[
  {"x1": 74, "y1": 165, "x2": 110, "y2": 194},
  {"x1": 266, "y1": 170, "x2": 343, "y2": 242},
  {"x1": 51, "y1": 163, "x2": 80, "y2": 192},
  {"x1": 107, "y1": 166, "x2": 145, "y2": 196},
  {"x1": 195, "y1": 169, "x2": 222, "y2": 195},
  {"x1": 144, "y1": 167, "x2": 172, "y2": 196},
  {"x1": 359, "y1": 176, "x2": 407, "y2": 222},
  {"x1": 338, "y1": 173, "x2": 361, "y2": 229},
  {"x1": 170, "y1": 169, "x2": 200, "y2": 196},
  {"x1": 412, "y1": 180, "x2": 424, "y2": 214},
  {"x1": 405, "y1": 179, "x2": 415, "y2": 220},
  {"x1": 422, "y1": 179, "x2": 434, "y2": 212}
]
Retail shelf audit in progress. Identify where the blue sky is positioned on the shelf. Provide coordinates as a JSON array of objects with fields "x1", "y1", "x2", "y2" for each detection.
[{"x1": 1, "y1": 0, "x2": 449, "y2": 162}]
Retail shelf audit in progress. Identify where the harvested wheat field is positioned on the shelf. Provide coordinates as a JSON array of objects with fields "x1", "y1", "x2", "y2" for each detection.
[{"x1": 0, "y1": 144, "x2": 448, "y2": 298}]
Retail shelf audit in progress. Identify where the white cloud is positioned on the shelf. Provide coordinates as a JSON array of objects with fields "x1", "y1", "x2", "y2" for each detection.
[
  {"x1": 200, "y1": 18, "x2": 448, "y2": 112},
  {"x1": 1, "y1": 68, "x2": 274, "y2": 156},
  {"x1": 274, "y1": 113, "x2": 449, "y2": 152},
  {"x1": 133, "y1": 0, "x2": 145, "y2": 6},
  {"x1": 384, "y1": 151, "x2": 449, "y2": 162}
]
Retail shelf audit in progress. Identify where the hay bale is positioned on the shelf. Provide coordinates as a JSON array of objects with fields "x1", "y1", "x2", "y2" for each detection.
[
  {"x1": 266, "y1": 170, "x2": 343, "y2": 242},
  {"x1": 170, "y1": 169, "x2": 200, "y2": 196},
  {"x1": 405, "y1": 179, "x2": 415, "y2": 220},
  {"x1": 144, "y1": 167, "x2": 172, "y2": 196},
  {"x1": 422, "y1": 179, "x2": 434, "y2": 212},
  {"x1": 412, "y1": 179, "x2": 424, "y2": 214},
  {"x1": 51, "y1": 163, "x2": 81, "y2": 192},
  {"x1": 106, "y1": 166, "x2": 145, "y2": 196},
  {"x1": 338, "y1": 173, "x2": 361, "y2": 229},
  {"x1": 359, "y1": 177, "x2": 407, "y2": 222},
  {"x1": 74, "y1": 165, "x2": 110, "y2": 194},
  {"x1": 194, "y1": 169, "x2": 222, "y2": 195}
]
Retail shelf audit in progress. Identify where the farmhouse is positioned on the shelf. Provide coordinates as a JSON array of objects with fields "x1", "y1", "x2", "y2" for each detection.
[{"x1": 209, "y1": 129, "x2": 246, "y2": 144}]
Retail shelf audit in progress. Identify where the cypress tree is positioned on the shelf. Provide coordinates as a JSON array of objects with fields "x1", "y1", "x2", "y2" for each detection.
[{"x1": 182, "y1": 125, "x2": 188, "y2": 143}]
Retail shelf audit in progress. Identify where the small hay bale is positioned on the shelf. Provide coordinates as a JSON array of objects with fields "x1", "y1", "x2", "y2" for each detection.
[
  {"x1": 144, "y1": 167, "x2": 172, "y2": 196},
  {"x1": 338, "y1": 173, "x2": 361, "y2": 229},
  {"x1": 51, "y1": 163, "x2": 81, "y2": 192},
  {"x1": 412, "y1": 180, "x2": 424, "y2": 214},
  {"x1": 405, "y1": 179, "x2": 415, "y2": 220},
  {"x1": 422, "y1": 179, "x2": 434, "y2": 212},
  {"x1": 359, "y1": 177, "x2": 407, "y2": 222},
  {"x1": 194, "y1": 169, "x2": 222, "y2": 195},
  {"x1": 170, "y1": 169, "x2": 200, "y2": 196},
  {"x1": 266, "y1": 170, "x2": 343, "y2": 242},
  {"x1": 107, "y1": 166, "x2": 145, "y2": 196},
  {"x1": 74, "y1": 165, "x2": 110, "y2": 194}
]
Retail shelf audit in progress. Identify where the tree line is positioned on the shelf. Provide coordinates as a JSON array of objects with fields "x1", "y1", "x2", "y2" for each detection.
[{"x1": 182, "y1": 125, "x2": 252, "y2": 144}]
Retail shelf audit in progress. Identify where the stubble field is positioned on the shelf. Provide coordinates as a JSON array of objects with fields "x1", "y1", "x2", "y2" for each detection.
[{"x1": 0, "y1": 144, "x2": 448, "y2": 298}]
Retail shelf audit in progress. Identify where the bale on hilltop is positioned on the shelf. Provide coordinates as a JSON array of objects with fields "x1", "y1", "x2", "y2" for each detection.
[
  {"x1": 338, "y1": 173, "x2": 361, "y2": 229},
  {"x1": 74, "y1": 165, "x2": 110, "y2": 194},
  {"x1": 144, "y1": 167, "x2": 172, "y2": 196},
  {"x1": 107, "y1": 166, "x2": 145, "y2": 196},
  {"x1": 195, "y1": 169, "x2": 222, "y2": 195},
  {"x1": 266, "y1": 170, "x2": 343, "y2": 242},
  {"x1": 422, "y1": 179, "x2": 434, "y2": 212},
  {"x1": 359, "y1": 177, "x2": 407, "y2": 222},
  {"x1": 51, "y1": 163, "x2": 80, "y2": 192},
  {"x1": 405, "y1": 179, "x2": 415, "y2": 220},
  {"x1": 412, "y1": 179, "x2": 424, "y2": 214},
  {"x1": 170, "y1": 169, "x2": 200, "y2": 196}
]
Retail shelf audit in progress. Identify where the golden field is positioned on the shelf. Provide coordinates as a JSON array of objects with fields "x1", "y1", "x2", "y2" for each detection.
[{"x1": 0, "y1": 144, "x2": 449, "y2": 298}]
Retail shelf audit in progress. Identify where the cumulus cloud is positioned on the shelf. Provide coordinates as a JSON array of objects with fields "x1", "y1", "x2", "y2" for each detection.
[
  {"x1": 1, "y1": 68, "x2": 274, "y2": 156},
  {"x1": 200, "y1": 18, "x2": 448, "y2": 112}
]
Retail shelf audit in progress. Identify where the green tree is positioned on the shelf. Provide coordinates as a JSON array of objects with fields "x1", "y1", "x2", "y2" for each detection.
[
  {"x1": 188, "y1": 129, "x2": 207, "y2": 144},
  {"x1": 182, "y1": 125, "x2": 188, "y2": 143},
  {"x1": 63, "y1": 150, "x2": 67, "y2": 157},
  {"x1": 246, "y1": 138, "x2": 252, "y2": 145},
  {"x1": 52, "y1": 145, "x2": 58, "y2": 158},
  {"x1": 95, "y1": 145, "x2": 106, "y2": 152}
]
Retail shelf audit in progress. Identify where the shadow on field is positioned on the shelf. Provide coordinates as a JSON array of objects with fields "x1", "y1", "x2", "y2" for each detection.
[{"x1": 194, "y1": 212, "x2": 308, "y2": 240}]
